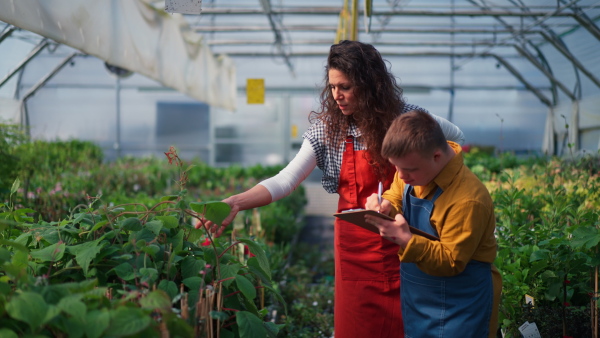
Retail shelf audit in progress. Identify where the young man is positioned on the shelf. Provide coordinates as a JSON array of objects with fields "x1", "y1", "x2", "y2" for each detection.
[{"x1": 364, "y1": 110, "x2": 501, "y2": 338}]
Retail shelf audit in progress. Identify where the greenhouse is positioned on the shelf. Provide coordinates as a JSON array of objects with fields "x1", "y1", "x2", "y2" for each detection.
[{"x1": 1, "y1": 0, "x2": 599, "y2": 337}]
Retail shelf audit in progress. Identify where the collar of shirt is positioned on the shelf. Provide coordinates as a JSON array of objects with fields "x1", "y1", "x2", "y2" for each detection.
[{"x1": 414, "y1": 141, "x2": 463, "y2": 199}]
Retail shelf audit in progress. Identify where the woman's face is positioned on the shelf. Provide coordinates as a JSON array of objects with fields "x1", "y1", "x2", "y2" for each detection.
[{"x1": 328, "y1": 68, "x2": 356, "y2": 116}]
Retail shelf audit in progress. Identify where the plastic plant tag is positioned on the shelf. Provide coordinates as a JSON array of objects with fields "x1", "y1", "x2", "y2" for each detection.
[
  {"x1": 518, "y1": 321, "x2": 541, "y2": 338},
  {"x1": 165, "y1": 0, "x2": 202, "y2": 14},
  {"x1": 525, "y1": 294, "x2": 534, "y2": 306}
]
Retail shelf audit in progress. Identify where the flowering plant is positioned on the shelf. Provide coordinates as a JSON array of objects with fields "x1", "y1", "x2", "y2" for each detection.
[{"x1": 0, "y1": 147, "x2": 285, "y2": 337}]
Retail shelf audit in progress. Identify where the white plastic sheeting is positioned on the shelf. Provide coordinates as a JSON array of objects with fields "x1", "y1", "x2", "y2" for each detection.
[
  {"x1": 544, "y1": 96, "x2": 600, "y2": 155},
  {"x1": 0, "y1": 0, "x2": 236, "y2": 111},
  {"x1": 0, "y1": 97, "x2": 21, "y2": 121}
]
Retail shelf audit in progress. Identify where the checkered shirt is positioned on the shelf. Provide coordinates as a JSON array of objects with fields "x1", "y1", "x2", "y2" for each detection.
[{"x1": 303, "y1": 103, "x2": 426, "y2": 194}]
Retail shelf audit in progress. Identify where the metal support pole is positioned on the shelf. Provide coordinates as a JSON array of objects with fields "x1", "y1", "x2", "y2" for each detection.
[
  {"x1": 115, "y1": 76, "x2": 122, "y2": 158},
  {"x1": 21, "y1": 52, "x2": 80, "y2": 135},
  {"x1": 448, "y1": 0, "x2": 456, "y2": 123},
  {"x1": 282, "y1": 93, "x2": 291, "y2": 163}
]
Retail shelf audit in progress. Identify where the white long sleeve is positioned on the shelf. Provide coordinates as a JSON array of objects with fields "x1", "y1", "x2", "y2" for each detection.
[
  {"x1": 260, "y1": 113, "x2": 463, "y2": 202},
  {"x1": 259, "y1": 139, "x2": 317, "y2": 202},
  {"x1": 431, "y1": 114, "x2": 466, "y2": 145}
]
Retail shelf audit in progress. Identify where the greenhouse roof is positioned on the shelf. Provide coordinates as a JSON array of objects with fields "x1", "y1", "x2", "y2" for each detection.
[{"x1": 1, "y1": 0, "x2": 600, "y2": 157}]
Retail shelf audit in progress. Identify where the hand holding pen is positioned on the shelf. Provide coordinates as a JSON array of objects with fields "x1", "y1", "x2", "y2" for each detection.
[{"x1": 365, "y1": 182, "x2": 391, "y2": 215}]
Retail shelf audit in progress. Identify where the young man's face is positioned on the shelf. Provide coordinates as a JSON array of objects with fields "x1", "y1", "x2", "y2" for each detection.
[{"x1": 388, "y1": 150, "x2": 443, "y2": 187}]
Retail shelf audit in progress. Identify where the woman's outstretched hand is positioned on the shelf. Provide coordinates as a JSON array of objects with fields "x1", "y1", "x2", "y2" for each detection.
[
  {"x1": 195, "y1": 198, "x2": 239, "y2": 237},
  {"x1": 194, "y1": 185, "x2": 273, "y2": 237}
]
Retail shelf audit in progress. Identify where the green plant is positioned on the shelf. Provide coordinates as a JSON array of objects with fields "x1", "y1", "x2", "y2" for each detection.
[
  {"x1": 0, "y1": 147, "x2": 287, "y2": 337},
  {"x1": 491, "y1": 156, "x2": 600, "y2": 337},
  {"x1": 0, "y1": 121, "x2": 27, "y2": 197}
]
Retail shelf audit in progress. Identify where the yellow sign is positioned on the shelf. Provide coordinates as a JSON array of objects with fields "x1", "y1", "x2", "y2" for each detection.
[
  {"x1": 525, "y1": 294, "x2": 534, "y2": 307},
  {"x1": 247, "y1": 78, "x2": 265, "y2": 104}
]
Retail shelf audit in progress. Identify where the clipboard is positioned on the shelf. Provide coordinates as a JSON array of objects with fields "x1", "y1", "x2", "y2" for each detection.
[{"x1": 333, "y1": 209, "x2": 440, "y2": 241}]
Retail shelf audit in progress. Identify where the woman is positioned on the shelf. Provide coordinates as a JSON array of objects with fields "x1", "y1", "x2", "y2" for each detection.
[{"x1": 201, "y1": 40, "x2": 464, "y2": 337}]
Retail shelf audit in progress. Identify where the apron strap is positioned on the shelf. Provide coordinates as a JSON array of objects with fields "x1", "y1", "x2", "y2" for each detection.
[{"x1": 340, "y1": 136, "x2": 358, "y2": 205}]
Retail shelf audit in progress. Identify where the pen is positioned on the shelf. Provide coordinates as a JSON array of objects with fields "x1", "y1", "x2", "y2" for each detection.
[{"x1": 377, "y1": 181, "x2": 383, "y2": 211}]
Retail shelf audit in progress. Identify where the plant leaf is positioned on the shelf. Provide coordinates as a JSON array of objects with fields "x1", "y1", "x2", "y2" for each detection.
[
  {"x1": 57, "y1": 295, "x2": 87, "y2": 321},
  {"x1": 182, "y1": 277, "x2": 203, "y2": 292},
  {"x1": 67, "y1": 239, "x2": 104, "y2": 276},
  {"x1": 120, "y1": 217, "x2": 142, "y2": 231},
  {"x1": 158, "y1": 279, "x2": 178, "y2": 299},
  {"x1": 0, "y1": 329, "x2": 18, "y2": 338},
  {"x1": 167, "y1": 229, "x2": 184, "y2": 253},
  {"x1": 529, "y1": 249, "x2": 550, "y2": 262},
  {"x1": 112, "y1": 262, "x2": 136, "y2": 281},
  {"x1": 189, "y1": 201, "x2": 231, "y2": 226},
  {"x1": 6, "y1": 292, "x2": 49, "y2": 331},
  {"x1": 260, "y1": 283, "x2": 287, "y2": 315},
  {"x1": 209, "y1": 310, "x2": 229, "y2": 321},
  {"x1": 571, "y1": 226, "x2": 600, "y2": 250},
  {"x1": 236, "y1": 311, "x2": 268, "y2": 338},
  {"x1": 139, "y1": 268, "x2": 159, "y2": 284},
  {"x1": 30, "y1": 242, "x2": 66, "y2": 262},
  {"x1": 239, "y1": 239, "x2": 270, "y2": 280},
  {"x1": 10, "y1": 178, "x2": 20, "y2": 195},
  {"x1": 219, "y1": 264, "x2": 240, "y2": 288},
  {"x1": 104, "y1": 307, "x2": 151, "y2": 336},
  {"x1": 140, "y1": 290, "x2": 172, "y2": 313},
  {"x1": 155, "y1": 215, "x2": 179, "y2": 229},
  {"x1": 235, "y1": 275, "x2": 257, "y2": 301},
  {"x1": 264, "y1": 321, "x2": 281, "y2": 338},
  {"x1": 145, "y1": 220, "x2": 163, "y2": 236},
  {"x1": 181, "y1": 256, "x2": 205, "y2": 279}
]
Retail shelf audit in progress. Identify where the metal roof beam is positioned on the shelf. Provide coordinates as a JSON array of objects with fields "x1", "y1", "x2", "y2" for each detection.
[
  {"x1": 22, "y1": 52, "x2": 81, "y2": 101},
  {"x1": 206, "y1": 37, "x2": 573, "y2": 101},
  {"x1": 468, "y1": 0, "x2": 600, "y2": 91},
  {"x1": 512, "y1": 44, "x2": 576, "y2": 101},
  {"x1": 563, "y1": 1, "x2": 600, "y2": 41},
  {"x1": 538, "y1": 31, "x2": 600, "y2": 89},
  {"x1": 0, "y1": 38, "x2": 50, "y2": 89},
  {"x1": 0, "y1": 24, "x2": 16, "y2": 44},
  {"x1": 21, "y1": 52, "x2": 81, "y2": 135},
  {"x1": 199, "y1": 7, "x2": 576, "y2": 17},
  {"x1": 194, "y1": 25, "x2": 542, "y2": 34},
  {"x1": 220, "y1": 50, "x2": 552, "y2": 107},
  {"x1": 259, "y1": 0, "x2": 294, "y2": 75},
  {"x1": 206, "y1": 39, "x2": 514, "y2": 46}
]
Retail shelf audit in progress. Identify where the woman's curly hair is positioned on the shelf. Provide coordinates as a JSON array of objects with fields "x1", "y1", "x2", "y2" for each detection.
[{"x1": 309, "y1": 40, "x2": 407, "y2": 181}]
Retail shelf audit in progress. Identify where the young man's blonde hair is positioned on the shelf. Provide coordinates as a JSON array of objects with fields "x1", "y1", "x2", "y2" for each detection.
[{"x1": 381, "y1": 110, "x2": 450, "y2": 159}]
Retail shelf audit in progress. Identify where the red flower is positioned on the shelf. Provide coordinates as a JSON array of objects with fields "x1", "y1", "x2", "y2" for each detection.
[
  {"x1": 563, "y1": 302, "x2": 570, "y2": 307},
  {"x1": 164, "y1": 147, "x2": 177, "y2": 164},
  {"x1": 201, "y1": 238, "x2": 211, "y2": 247},
  {"x1": 243, "y1": 245, "x2": 256, "y2": 258},
  {"x1": 461, "y1": 144, "x2": 471, "y2": 153},
  {"x1": 564, "y1": 279, "x2": 571, "y2": 284}
]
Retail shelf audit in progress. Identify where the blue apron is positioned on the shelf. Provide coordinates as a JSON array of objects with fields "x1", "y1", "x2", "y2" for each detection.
[{"x1": 400, "y1": 184, "x2": 492, "y2": 338}]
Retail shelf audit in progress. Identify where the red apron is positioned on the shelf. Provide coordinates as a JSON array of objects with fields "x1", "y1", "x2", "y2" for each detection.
[{"x1": 334, "y1": 136, "x2": 403, "y2": 338}]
